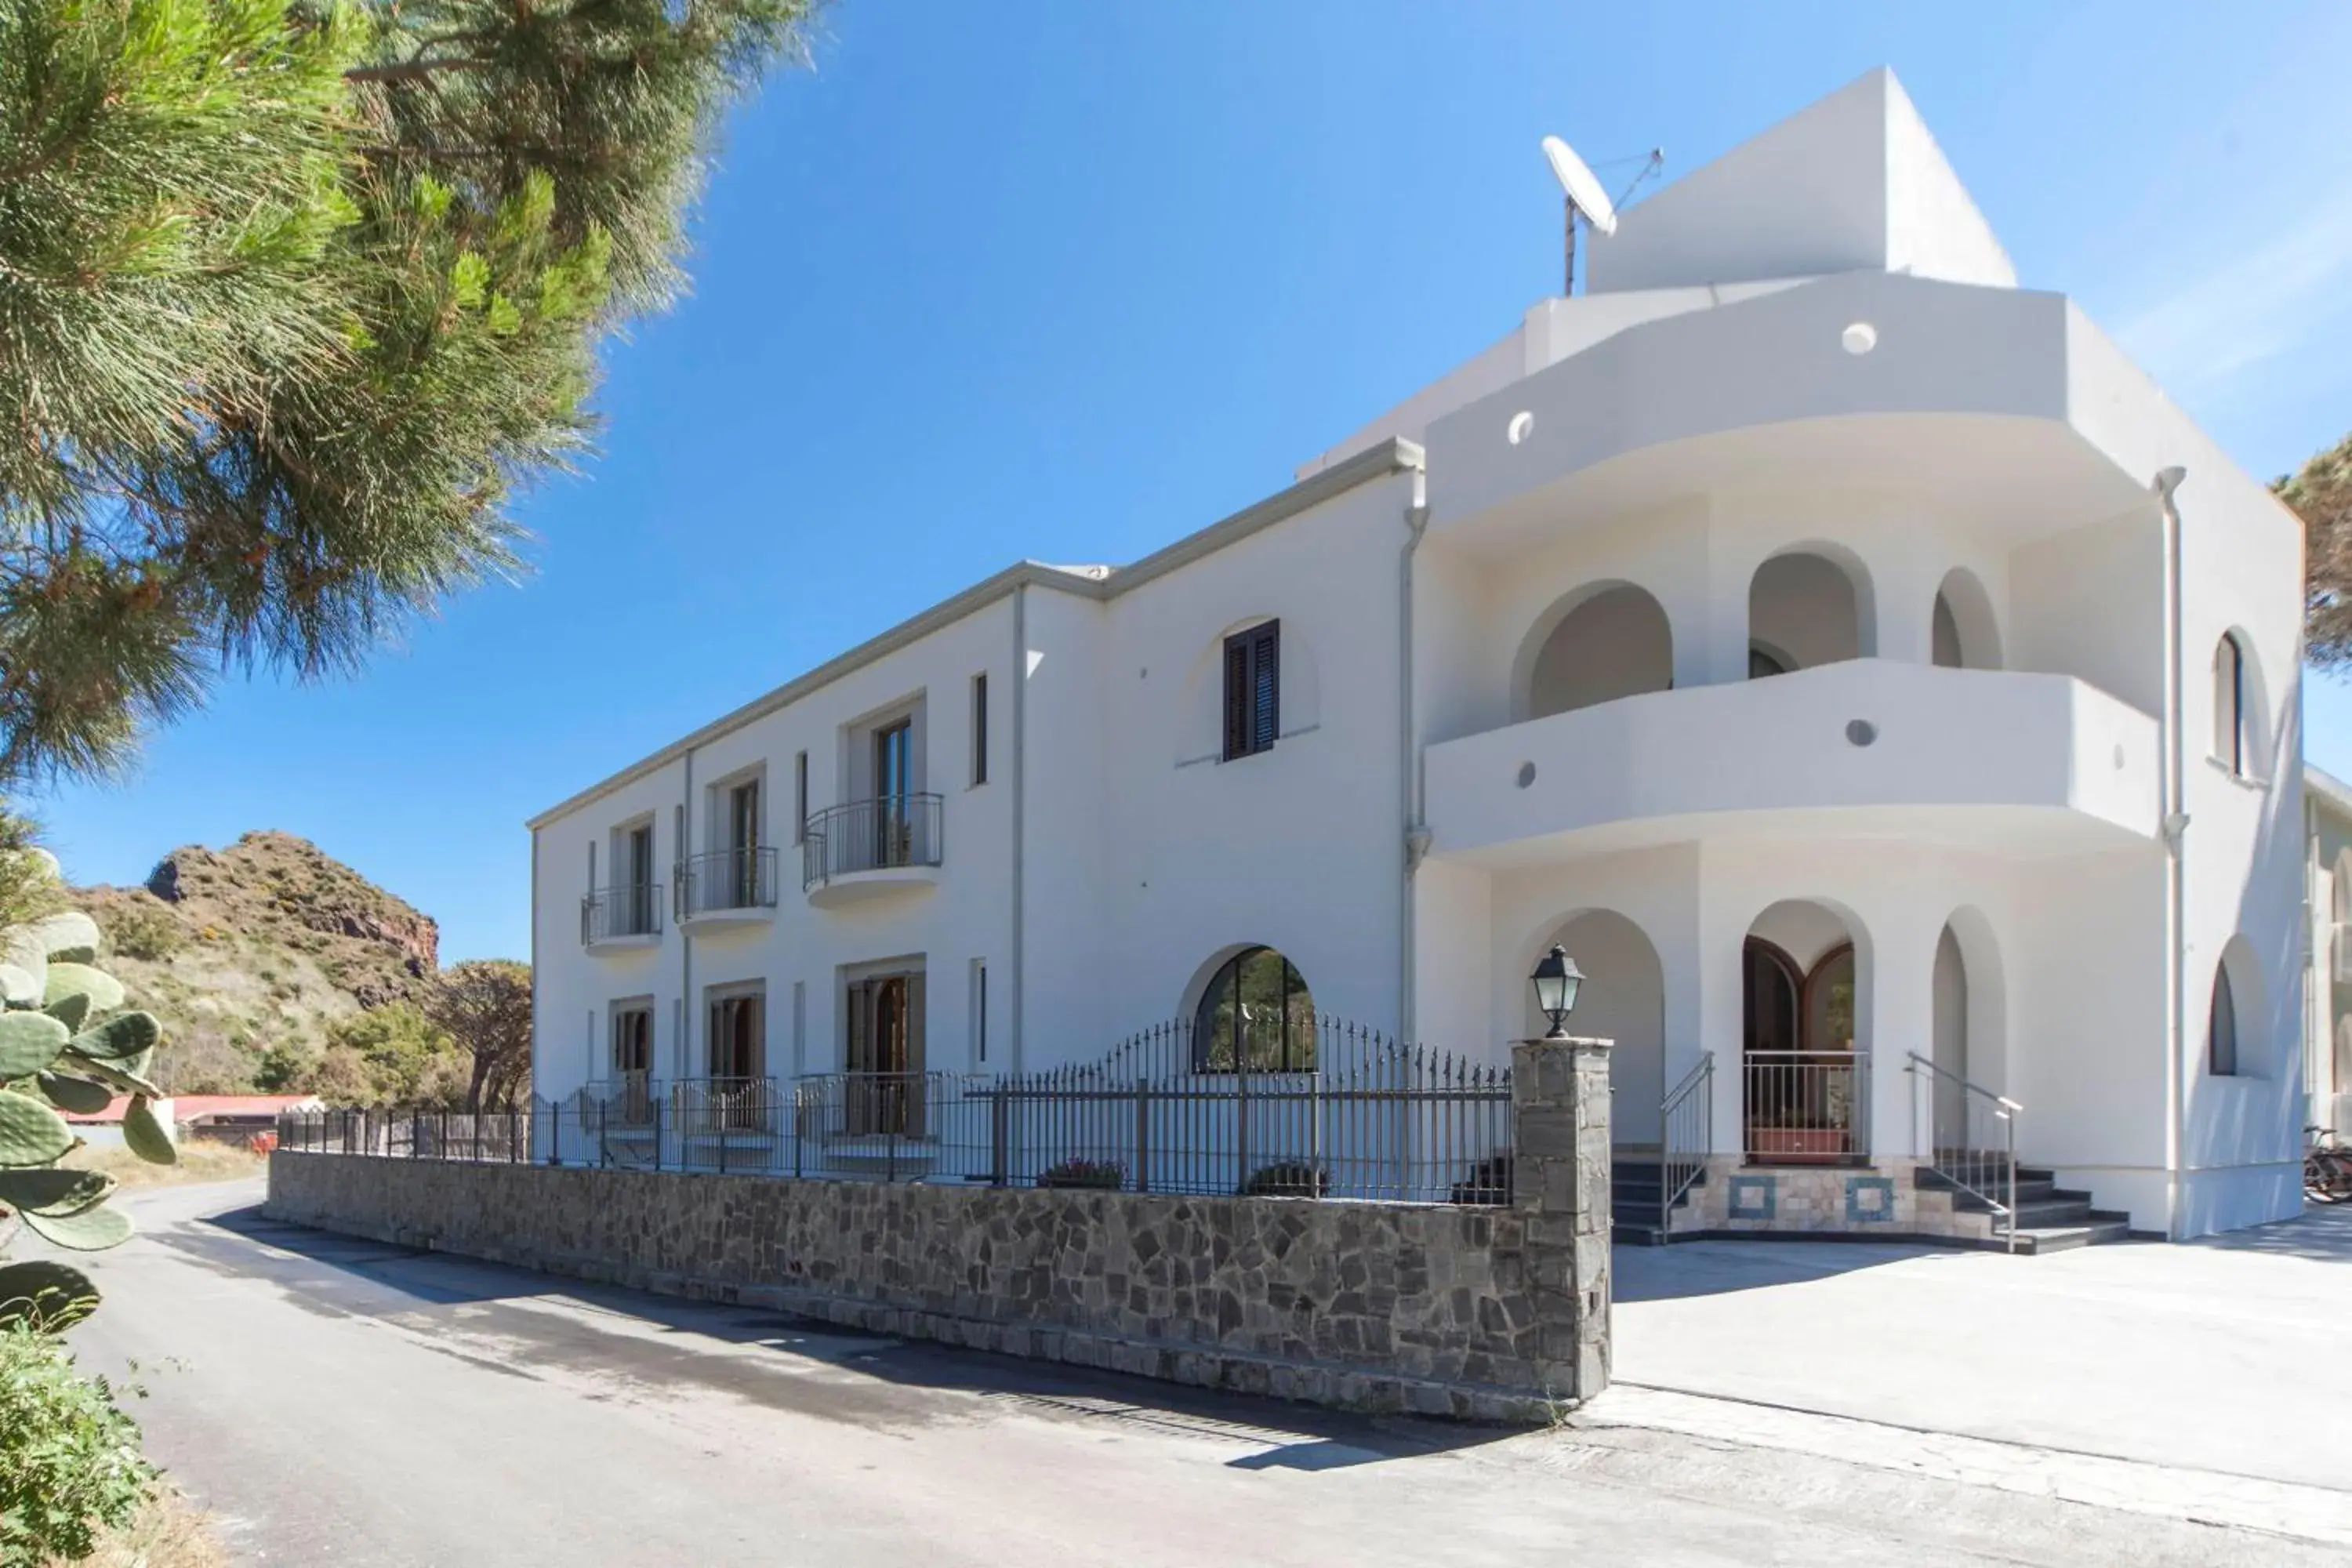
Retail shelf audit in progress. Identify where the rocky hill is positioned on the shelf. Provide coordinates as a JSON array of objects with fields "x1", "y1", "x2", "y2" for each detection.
[{"x1": 67, "y1": 832, "x2": 443, "y2": 1094}]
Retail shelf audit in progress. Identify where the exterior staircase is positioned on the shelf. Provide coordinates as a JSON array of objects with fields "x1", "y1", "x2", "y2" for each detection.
[
  {"x1": 1915, "y1": 1164, "x2": 2132, "y2": 1254},
  {"x1": 1610, "y1": 1156, "x2": 1700, "y2": 1247}
]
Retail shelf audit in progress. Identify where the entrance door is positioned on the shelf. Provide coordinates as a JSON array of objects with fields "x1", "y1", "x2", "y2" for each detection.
[
  {"x1": 706, "y1": 989, "x2": 767, "y2": 1130},
  {"x1": 1741, "y1": 939, "x2": 1859, "y2": 1162},
  {"x1": 612, "y1": 1006, "x2": 653, "y2": 1122}
]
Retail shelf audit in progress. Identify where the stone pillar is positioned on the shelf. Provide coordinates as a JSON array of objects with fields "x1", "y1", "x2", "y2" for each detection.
[{"x1": 1512, "y1": 1034, "x2": 1612, "y2": 1404}]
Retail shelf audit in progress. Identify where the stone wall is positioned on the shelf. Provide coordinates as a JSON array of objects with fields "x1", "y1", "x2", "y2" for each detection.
[{"x1": 265, "y1": 1037, "x2": 1611, "y2": 1422}]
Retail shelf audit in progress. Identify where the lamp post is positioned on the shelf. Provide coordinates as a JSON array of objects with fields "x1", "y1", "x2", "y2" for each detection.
[{"x1": 1530, "y1": 944, "x2": 1584, "y2": 1039}]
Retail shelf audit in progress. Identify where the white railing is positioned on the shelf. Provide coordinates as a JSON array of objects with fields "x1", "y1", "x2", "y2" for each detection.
[{"x1": 1740, "y1": 1051, "x2": 1868, "y2": 1163}]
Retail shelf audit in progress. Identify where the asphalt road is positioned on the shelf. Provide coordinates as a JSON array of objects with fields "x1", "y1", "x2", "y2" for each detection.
[{"x1": 38, "y1": 1179, "x2": 2338, "y2": 1566}]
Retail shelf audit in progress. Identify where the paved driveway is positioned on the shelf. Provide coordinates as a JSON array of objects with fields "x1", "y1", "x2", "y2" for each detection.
[
  {"x1": 38, "y1": 1179, "x2": 2339, "y2": 1566},
  {"x1": 1612, "y1": 1207, "x2": 2352, "y2": 1493}
]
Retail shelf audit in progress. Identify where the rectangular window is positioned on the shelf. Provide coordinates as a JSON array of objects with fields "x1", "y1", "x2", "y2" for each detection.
[
  {"x1": 1221, "y1": 620, "x2": 1280, "y2": 761},
  {"x1": 793, "y1": 751, "x2": 808, "y2": 844},
  {"x1": 845, "y1": 969, "x2": 926, "y2": 1134},
  {"x1": 971, "y1": 673, "x2": 989, "y2": 786},
  {"x1": 623, "y1": 823, "x2": 655, "y2": 935},
  {"x1": 610, "y1": 1002, "x2": 654, "y2": 1122}
]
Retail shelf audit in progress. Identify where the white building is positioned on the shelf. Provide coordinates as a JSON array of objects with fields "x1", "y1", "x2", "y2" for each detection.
[{"x1": 528, "y1": 70, "x2": 2307, "y2": 1242}]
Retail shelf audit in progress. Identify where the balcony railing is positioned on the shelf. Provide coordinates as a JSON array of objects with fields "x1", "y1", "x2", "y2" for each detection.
[
  {"x1": 581, "y1": 884, "x2": 662, "y2": 945},
  {"x1": 1741, "y1": 1050, "x2": 1869, "y2": 1165},
  {"x1": 802, "y1": 793, "x2": 943, "y2": 890},
  {"x1": 676, "y1": 847, "x2": 779, "y2": 918}
]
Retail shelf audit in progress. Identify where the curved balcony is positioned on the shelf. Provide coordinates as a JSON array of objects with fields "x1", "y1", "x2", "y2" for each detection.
[
  {"x1": 1421, "y1": 271, "x2": 2151, "y2": 554},
  {"x1": 676, "y1": 848, "x2": 779, "y2": 927},
  {"x1": 580, "y1": 884, "x2": 662, "y2": 950},
  {"x1": 1422, "y1": 660, "x2": 2158, "y2": 865},
  {"x1": 802, "y1": 793, "x2": 943, "y2": 908}
]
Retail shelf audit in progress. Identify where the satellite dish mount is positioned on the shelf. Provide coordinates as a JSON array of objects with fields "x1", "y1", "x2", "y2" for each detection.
[{"x1": 1541, "y1": 136, "x2": 1657, "y2": 295}]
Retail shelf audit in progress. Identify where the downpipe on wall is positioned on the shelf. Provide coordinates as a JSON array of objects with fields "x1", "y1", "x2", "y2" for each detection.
[
  {"x1": 1399, "y1": 471, "x2": 1431, "y2": 1047},
  {"x1": 2154, "y1": 464, "x2": 2187, "y2": 1242}
]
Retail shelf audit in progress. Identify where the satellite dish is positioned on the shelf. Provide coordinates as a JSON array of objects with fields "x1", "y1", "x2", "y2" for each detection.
[{"x1": 1541, "y1": 136, "x2": 1618, "y2": 236}]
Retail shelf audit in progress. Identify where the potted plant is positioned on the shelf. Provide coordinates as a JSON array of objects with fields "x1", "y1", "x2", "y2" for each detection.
[{"x1": 1037, "y1": 1157, "x2": 1125, "y2": 1191}]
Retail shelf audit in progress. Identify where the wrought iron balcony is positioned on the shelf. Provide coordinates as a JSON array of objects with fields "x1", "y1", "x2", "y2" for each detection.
[
  {"x1": 580, "y1": 883, "x2": 662, "y2": 946},
  {"x1": 801, "y1": 793, "x2": 943, "y2": 899},
  {"x1": 676, "y1": 847, "x2": 779, "y2": 922}
]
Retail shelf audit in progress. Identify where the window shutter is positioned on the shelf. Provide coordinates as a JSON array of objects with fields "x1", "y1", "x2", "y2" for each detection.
[
  {"x1": 1252, "y1": 622, "x2": 1279, "y2": 752},
  {"x1": 847, "y1": 981, "x2": 869, "y2": 1075},
  {"x1": 1223, "y1": 637, "x2": 1251, "y2": 760}
]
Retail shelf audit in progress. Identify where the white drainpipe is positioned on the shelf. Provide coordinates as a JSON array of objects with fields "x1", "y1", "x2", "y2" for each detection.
[
  {"x1": 2154, "y1": 465, "x2": 2187, "y2": 1241},
  {"x1": 1398, "y1": 472, "x2": 1431, "y2": 1044}
]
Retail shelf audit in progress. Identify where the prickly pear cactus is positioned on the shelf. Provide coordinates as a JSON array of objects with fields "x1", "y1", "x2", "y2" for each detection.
[{"x1": 0, "y1": 869, "x2": 173, "y2": 1330}]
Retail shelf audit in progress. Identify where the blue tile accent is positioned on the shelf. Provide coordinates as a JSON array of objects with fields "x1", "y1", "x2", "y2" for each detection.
[
  {"x1": 1728, "y1": 1174, "x2": 1777, "y2": 1220},
  {"x1": 1845, "y1": 1176, "x2": 1896, "y2": 1223}
]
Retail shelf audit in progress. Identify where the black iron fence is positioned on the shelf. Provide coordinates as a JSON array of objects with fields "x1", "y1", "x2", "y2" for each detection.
[{"x1": 278, "y1": 1017, "x2": 1518, "y2": 1204}]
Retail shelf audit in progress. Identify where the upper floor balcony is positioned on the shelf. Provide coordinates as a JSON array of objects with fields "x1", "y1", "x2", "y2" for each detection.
[
  {"x1": 802, "y1": 793, "x2": 943, "y2": 908},
  {"x1": 580, "y1": 884, "x2": 662, "y2": 950},
  {"x1": 676, "y1": 847, "x2": 779, "y2": 927},
  {"x1": 1422, "y1": 659, "x2": 2158, "y2": 866},
  {"x1": 1421, "y1": 271, "x2": 2158, "y2": 556}
]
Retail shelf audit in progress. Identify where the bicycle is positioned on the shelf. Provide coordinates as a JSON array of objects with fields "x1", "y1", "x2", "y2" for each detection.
[{"x1": 2307, "y1": 1126, "x2": 2352, "y2": 1203}]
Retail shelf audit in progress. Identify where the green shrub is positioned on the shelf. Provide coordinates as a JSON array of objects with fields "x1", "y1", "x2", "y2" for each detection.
[
  {"x1": 0, "y1": 1323, "x2": 153, "y2": 1565},
  {"x1": 99, "y1": 900, "x2": 180, "y2": 963},
  {"x1": 1036, "y1": 1157, "x2": 1124, "y2": 1191}
]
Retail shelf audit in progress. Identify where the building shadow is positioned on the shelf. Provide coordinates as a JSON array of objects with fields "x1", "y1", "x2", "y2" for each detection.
[
  {"x1": 179, "y1": 1204, "x2": 1519, "y2": 1468},
  {"x1": 2187, "y1": 1203, "x2": 2352, "y2": 1261}
]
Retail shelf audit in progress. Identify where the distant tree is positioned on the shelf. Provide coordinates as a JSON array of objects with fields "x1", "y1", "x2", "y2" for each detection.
[
  {"x1": 2282, "y1": 431, "x2": 2352, "y2": 670},
  {"x1": 424, "y1": 960, "x2": 532, "y2": 1113},
  {"x1": 0, "y1": 0, "x2": 814, "y2": 782}
]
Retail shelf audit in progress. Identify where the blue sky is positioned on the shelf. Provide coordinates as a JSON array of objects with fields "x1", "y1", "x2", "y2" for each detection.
[{"x1": 29, "y1": 2, "x2": 2352, "y2": 961}]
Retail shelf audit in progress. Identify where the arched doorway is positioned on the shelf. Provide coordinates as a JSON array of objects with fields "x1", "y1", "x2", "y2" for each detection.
[
  {"x1": 1743, "y1": 899, "x2": 1864, "y2": 1162},
  {"x1": 1520, "y1": 583, "x2": 1673, "y2": 720},
  {"x1": 1526, "y1": 910, "x2": 1664, "y2": 1149},
  {"x1": 1748, "y1": 550, "x2": 1872, "y2": 676},
  {"x1": 1933, "y1": 568, "x2": 2002, "y2": 670}
]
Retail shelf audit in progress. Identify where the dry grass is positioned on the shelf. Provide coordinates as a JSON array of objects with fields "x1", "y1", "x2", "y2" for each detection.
[
  {"x1": 62, "y1": 1141, "x2": 264, "y2": 1189},
  {"x1": 49, "y1": 1485, "x2": 232, "y2": 1568}
]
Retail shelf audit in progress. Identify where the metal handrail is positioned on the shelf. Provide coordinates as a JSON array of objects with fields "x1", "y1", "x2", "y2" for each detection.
[
  {"x1": 676, "y1": 848, "x2": 779, "y2": 916},
  {"x1": 1658, "y1": 1051, "x2": 1713, "y2": 1236},
  {"x1": 1907, "y1": 1051, "x2": 2020, "y2": 1254},
  {"x1": 580, "y1": 883, "x2": 663, "y2": 943},
  {"x1": 801, "y1": 793, "x2": 943, "y2": 890}
]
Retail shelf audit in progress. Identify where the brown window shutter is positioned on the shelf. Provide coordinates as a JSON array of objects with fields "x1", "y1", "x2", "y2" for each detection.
[
  {"x1": 1223, "y1": 636, "x2": 1251, "y2": 759},
  {"x1": 1252, "y1": 622, "x2": 1279, "y2": 752}
]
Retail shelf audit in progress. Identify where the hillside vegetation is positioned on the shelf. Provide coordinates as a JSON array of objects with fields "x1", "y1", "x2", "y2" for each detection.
[{"x1": 62, "y1": 833, "x2": 503, "y2": 1102}]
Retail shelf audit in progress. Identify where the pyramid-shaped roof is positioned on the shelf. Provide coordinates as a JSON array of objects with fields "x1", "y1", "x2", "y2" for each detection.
[{"x1": 1585, "y1": 67, "x2": 2015, "y2": 295}]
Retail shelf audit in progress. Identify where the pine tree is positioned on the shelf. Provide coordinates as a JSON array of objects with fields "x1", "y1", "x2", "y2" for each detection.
[
  {"x1": 2282, "y1": 431, "x2": 2352, "y2": 670},
  {"x1": 0, "y1": 0, "x2": 811, "y2": 781}
]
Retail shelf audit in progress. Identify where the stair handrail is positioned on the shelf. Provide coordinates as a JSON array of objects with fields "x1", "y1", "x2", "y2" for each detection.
[
  {"x1": 1658, "y1": 1051, "x2": 1714, "y2": 1239},
  {"x1": 1906, "y1": 1051, "x2": 2020, "y2": 1254}
]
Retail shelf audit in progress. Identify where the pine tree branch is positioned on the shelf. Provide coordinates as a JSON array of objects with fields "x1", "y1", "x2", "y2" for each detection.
[{"x1": 344, "y1": 56, "x2": 495, "y2": 85}]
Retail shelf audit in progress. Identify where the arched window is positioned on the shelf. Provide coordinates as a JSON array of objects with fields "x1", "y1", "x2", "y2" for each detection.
[
  {"x1": 2208, "y1": 960, "x2": 2239, "y2": 1076},
  {"x1": 1192, "y1": 947, "x2": 1315, "y2": 1071},
  {"x1": 2213, "y1": 634, "x2": 2248, "y2": 775}
]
